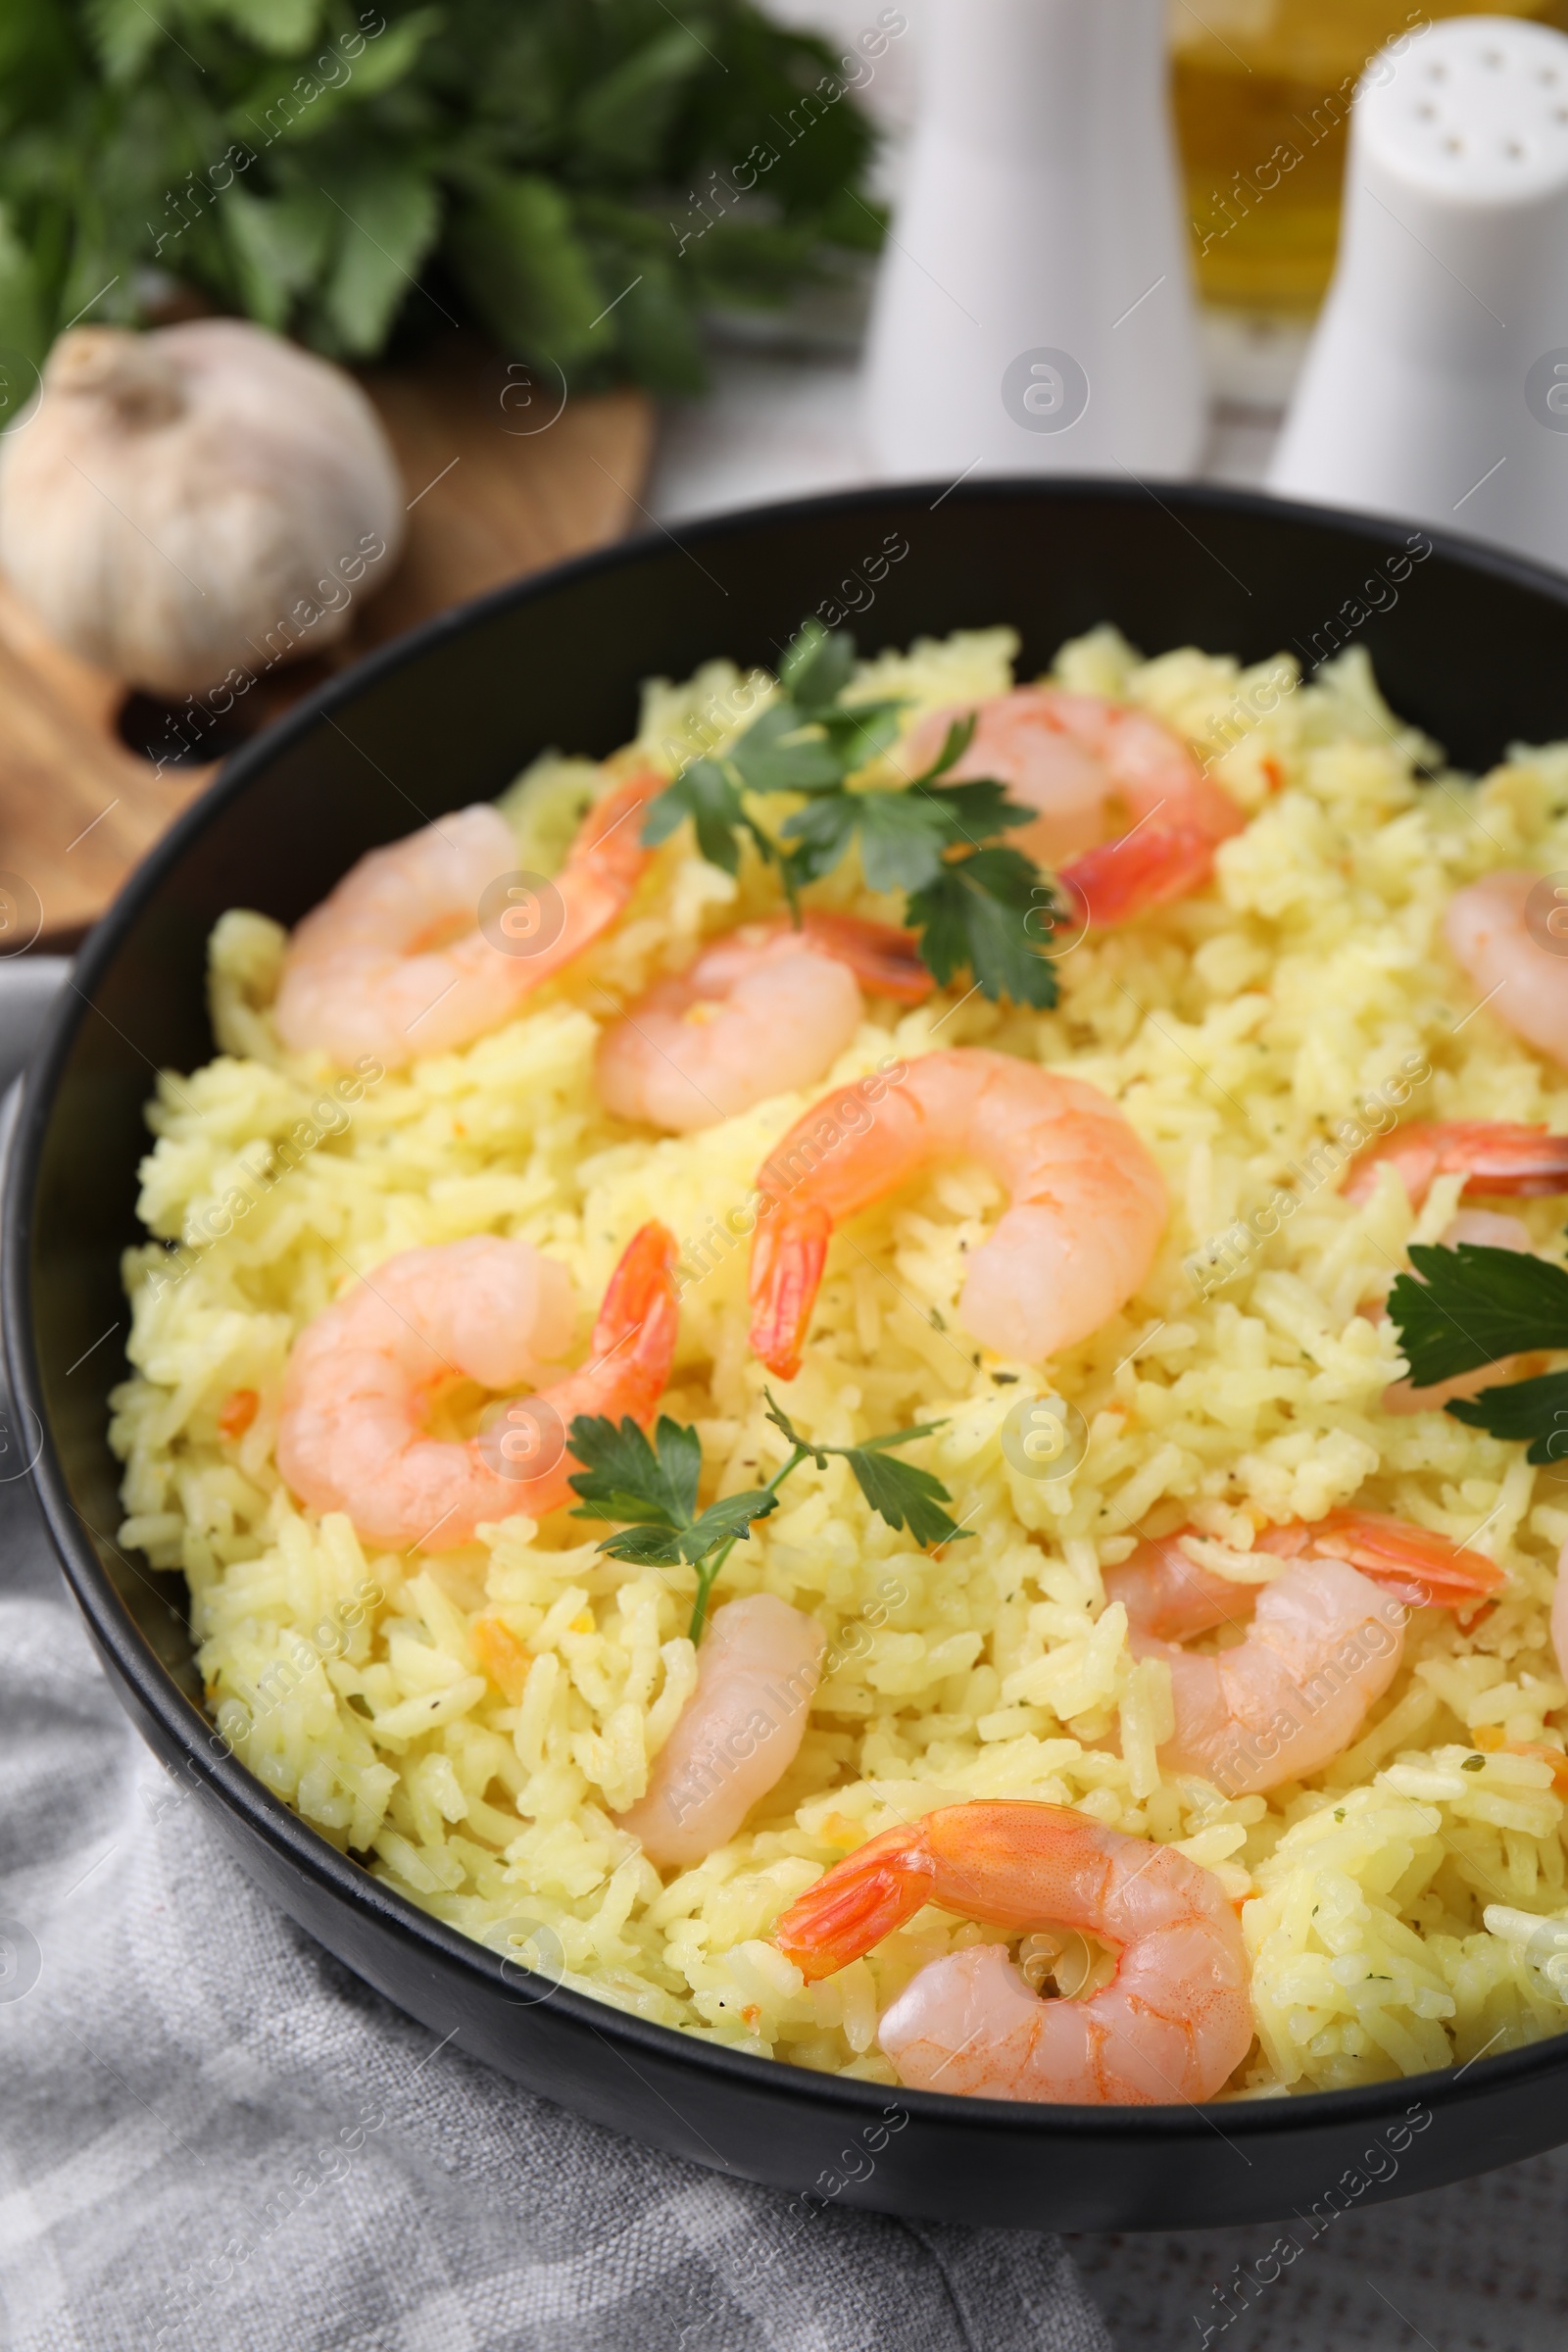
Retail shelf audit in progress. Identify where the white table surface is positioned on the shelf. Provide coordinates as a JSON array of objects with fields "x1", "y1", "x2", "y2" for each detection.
[{"x1": 647, "y1": 339, "x2": 1287, "y2": 530}]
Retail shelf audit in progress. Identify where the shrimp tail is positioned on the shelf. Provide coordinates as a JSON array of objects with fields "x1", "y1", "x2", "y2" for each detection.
[
  {"x1": 1308, "y1": 1508, "x2": 1505, "y2": 1610},
  {"x1": 1438, "y1": 1122, "x2": 1568, "y2": 1197},
  {"x1": 1344, "y1": 1120, "x2": 1568, "y2": 1208},
  {"x1": 1057, "y1": 822, "x2": 1217, "y2": 928},
  {"x1": 587, "y1": 1220, "x2": 681, "y2": 1424},
  {"x1": 773, "y1": 1822, "x2": 935, "y2": 1984},
  {"x1": 748, "y1": 1203, "x2": 832, "y2": 1381},
  {"x1": 799, "y1": 910, "x2": 934, "y2": 1004},
  {"x1": 581, "y1": 768, "x2": 664, "y2": 887}
]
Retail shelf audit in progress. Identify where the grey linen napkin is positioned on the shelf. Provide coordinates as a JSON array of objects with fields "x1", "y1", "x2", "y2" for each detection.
[{"x1": 0, "y1": 1256, "x2": 1111, "y2": 2348}]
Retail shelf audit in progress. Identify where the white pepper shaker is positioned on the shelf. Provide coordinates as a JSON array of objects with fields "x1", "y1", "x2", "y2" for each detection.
[
  {"x1": 862, "y1": 0, "x2": 1204, "y2": 481},
  {"x1": 1269, "y1": 15, "x2": 1568, "y2": 570}
]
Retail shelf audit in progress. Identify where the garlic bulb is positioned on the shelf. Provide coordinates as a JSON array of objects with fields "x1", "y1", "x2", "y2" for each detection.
[{"x1": 0, "y1": 319, "x2": 406, "y2": 696}]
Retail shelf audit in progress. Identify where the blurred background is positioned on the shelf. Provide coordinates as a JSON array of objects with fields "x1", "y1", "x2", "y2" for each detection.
[
  {"x1": 668, "y1": 0, "x2": 1568, "y2": 510},
  {"x1": 3, "y1": 0, "x2": 1567, "y2": 946},
  {"x1": 9, "y1": 0, "x2": 1565, "y2": 511}
]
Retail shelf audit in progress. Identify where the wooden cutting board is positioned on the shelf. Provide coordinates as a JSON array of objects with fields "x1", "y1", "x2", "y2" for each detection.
[{"x1": 0, "y1": 336, "x2": 654, "y2": 948}]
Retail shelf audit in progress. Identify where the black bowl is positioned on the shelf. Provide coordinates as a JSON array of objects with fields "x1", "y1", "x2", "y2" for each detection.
[{"x1": 11, "y1": 478, "x2": 1568, "y2": 2232}]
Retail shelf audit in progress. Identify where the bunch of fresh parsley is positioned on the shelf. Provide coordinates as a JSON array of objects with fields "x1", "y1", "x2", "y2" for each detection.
[
  {"x1": 1388, "y1": 1241, "x2": 1568, "y2": 1459},
  {"x1": 643, "y1": 620, "x2": 1060, "y2": 1006},
  {"x1": 0, "y1": 0, "x2": 881, "y2": 391},
  {"x1": 567, "y1": 1390, "x2": 969, "y2": 1639}
]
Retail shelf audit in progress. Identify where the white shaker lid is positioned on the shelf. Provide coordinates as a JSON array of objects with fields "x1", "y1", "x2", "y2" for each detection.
[
  {"x1": 1360, "y1": 13, "x2": 1568, "y2": 209},
  {"x1": 1270, "y1": 15, "x2": 1568, "y2": 572}
]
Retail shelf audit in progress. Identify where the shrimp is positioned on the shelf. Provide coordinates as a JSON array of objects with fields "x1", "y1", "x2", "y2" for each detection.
[
  {"x1": 596, "y1": 912, "x2": 931, "y2": 1135},
  {"x1": 1382, "y1": 1208, "x2": 1534, "y2": 1415},
  {"x1": 1105, "y1": 1513, "x2": 1504, "y2": 1793},
  {"x1": 275, "y1": 1222, "x2": 678, "y2": 1550},
  {"x1": 1446, "y1": 869, "x2": 1568, "y2": 1067},
  {"x1": 770, "y1": 1800, "x2": 1251, "y2": 2103},
  {"x1": 274, "y1": 769, "x2": 662, "y2": 1069},
  {"x1": 616, "y1": 1595, "x2": 826, "y2": 1868},
  {"x1": 902, "y1": 688, "x2": 1245, "y2": 925},
  {"x1": 1344, "y1": 1119, "x2": 1568, "y2": 1209},
  {"x1": 748, "y1": 1049, "x2": 1166, "y2": 1378}
]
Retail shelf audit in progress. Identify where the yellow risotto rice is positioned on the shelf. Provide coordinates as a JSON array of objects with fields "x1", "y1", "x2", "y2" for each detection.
[{"x1": 111, "y1": 624, "x2": 1568, "y2": 2097}]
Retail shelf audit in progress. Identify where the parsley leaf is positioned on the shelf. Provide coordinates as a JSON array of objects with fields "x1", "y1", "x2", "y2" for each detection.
[
  {"x1": 918, "y1": 777, "x2": 1036, "y2": 841},
  {"x1": 642, "y1": 620, "x2": 1058, "y2": 1006},
  {"x1": 0, "y1": 4, "x2": 884, "y2": 390},
  {"x1": 729, "y1": 702, "x2": 842, "y2": 797},
  {"x1": 762, "y1": 1393, "x2": 972, "y2": 1549},
  {"x1": 916, "y1": 714, "x2": 978, "y2": 781},
  {"x1": 1385, "y1": 1240, "x2": 1568, "y2": 1459},
  {"x1": 838, "y1": 1439, "x2": 968, "y2": 1547},
  {"x1": 568, "y1": 1414, "x2": 779, "y2": 1633},
  {"x1": 640, "y1": 758, "x2": 753, "y2": 874},
  {"x1": 1447, "y1": 1370, "x2": 1568, "y2": 1464},
  {"x1": 566, "y1": 1413, "x2": 704, "y2": 1528},
  {"x1": 1388, "y1": 1243, "x2": 1568, "y2": 1384},
  {"x1": 567, "y1": 1390, "x2": 970, "y2": 1642},
  {"x1": 785, "y1": 785, "x2": 947, "y2": 895},
  {"x1": 907, "y1": 845, "x2": 1058, "y2": 1009},
  {"x1": 779, "y1": 616, "x2": 856, "y2": 710},
  {"x1": 591, "y1": 1490, "x2": 782, "y2": 1569},
  {"x1": 847, "y1": 789, "x2": 956, "y2": 894},
  {"x1": 784, "y1": 754, "x2": 1040, "y2": 901},
  {"x1": 815, "y1": 700, "x2": 905, "y2": 774}
]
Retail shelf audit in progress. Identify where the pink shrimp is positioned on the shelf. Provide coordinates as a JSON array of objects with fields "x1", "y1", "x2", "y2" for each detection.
[
  {"x1": 616, "y1": 1595, "x2": 826, "y2": 1868},
  {"x1": 903, "y1": 687, "x2": 1245, "y2": 925},
  {"x1": 1383, "y1": 1209, "x2": 1534, "y2": 1415},
  {"x1": 276, "y1": 1222, "x2": 678, "y2": 1550},
  {"x1": 747, "y1": 1048, "x2": 1166, "y2": 1379},
  {"x1": 1344, "y1": 1119, "x2": 1568, "y2": 1210},
  {"x1": 1446, "y1": 869, "x2": 1568, "y2": 1067},
  {"x1": 595, "y1": 911, "x2": 931, "y2": 1134},
  {"x1": 1106, "y1": 1513, "x2": 1504, "y2": 1794},
  {"x1": 274, "y1": 769, "x2": 662, "y2": 1068},
  {"x1": 770, "y1": 1800, "x2": 1251, "y2": 2103}
]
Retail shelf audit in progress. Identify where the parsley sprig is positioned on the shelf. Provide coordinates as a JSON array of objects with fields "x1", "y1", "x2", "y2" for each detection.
[
  {"x1": 1387, "y1": 1242, "x2": 1568, "y2": 1461},
  {"x1": 642, "y1": 620, "x2": 1059, "y2": 1008},
  {"x1": 0, "y1": 2, "x2": 883, "y2": 396},
  {"x1": 567, "y1": 1390, "x2": 970, "y2": 1641}
]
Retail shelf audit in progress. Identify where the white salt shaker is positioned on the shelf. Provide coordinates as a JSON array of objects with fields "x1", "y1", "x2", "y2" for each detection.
[
  {"x1": 862, "y1": 0, "x2": 1204, "y2": 481},
  {"x1": 1269, "y1": 15, "x2": 1568, "y2": 570}
]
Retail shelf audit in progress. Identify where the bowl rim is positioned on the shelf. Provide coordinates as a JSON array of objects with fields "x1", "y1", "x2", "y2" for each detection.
[{"x1": 12, "y1": 468, "x2": 1568, "y2": 2144}]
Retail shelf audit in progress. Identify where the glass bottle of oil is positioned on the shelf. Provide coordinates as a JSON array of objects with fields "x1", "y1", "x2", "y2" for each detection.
[{"x1": 1172, "y1": 0, "x2": 1568, "y2": 311}]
